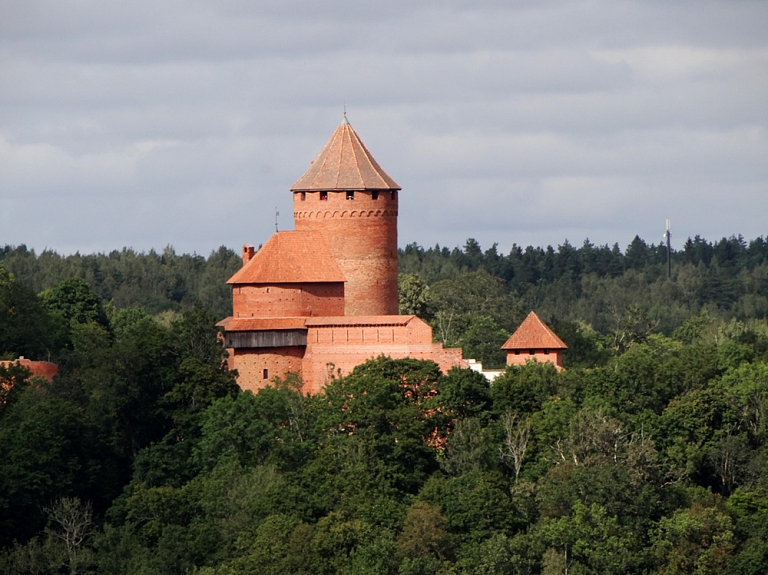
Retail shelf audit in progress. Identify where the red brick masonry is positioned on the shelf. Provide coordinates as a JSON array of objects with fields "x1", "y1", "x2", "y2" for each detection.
[{"x1": 0, "y1": 357, "x2": 59, "y2": 381}]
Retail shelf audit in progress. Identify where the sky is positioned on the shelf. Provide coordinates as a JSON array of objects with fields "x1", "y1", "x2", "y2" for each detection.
[{"x1": 1, "y1": 0, "x2": 766, "y2": 257}]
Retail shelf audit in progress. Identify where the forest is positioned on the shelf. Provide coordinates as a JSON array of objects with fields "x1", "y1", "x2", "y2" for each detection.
[{"x1": 1, "y1": 232, "x2": 768, "y2": 574}]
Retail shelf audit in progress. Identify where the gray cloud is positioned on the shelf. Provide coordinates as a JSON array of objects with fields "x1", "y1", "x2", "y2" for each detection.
[{"x1": 1, "y1": 0, "x2": 766, "y2": 257}]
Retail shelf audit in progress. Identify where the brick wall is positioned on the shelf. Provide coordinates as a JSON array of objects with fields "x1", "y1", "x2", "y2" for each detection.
[
  {"x1": 0, "y1": 358, "x2": 59, "y2": 381},
  {"x1": 299, "y1": 318, "x2": 466, "y2": 393},
  {"x1": 294, "y1": 190, "x2": 398, "y2": 316},
  {"x1": 228, "y1": 331, "x2": 468, "y2": 395},
  {"x1": 230, "y1": 346, "x2": 305, "y2": 393},
  {"x1": 506, "y1": 349, "x2": 564, "y2": 370},
  {"x1": 232, "y1": 282, "x2": 344, "y2": 318}
]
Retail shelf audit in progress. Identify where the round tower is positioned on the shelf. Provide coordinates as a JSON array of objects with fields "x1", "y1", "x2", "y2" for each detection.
[{"x1": 290, "y1": 117, "x2": 400, "y2": 316}]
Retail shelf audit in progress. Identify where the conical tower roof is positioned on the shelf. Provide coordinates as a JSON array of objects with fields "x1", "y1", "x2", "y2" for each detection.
[
  {"x1": 290, "y1": 117, "x2": 400, "y2": 191},
  {"x1": 501, "y1": 311, "x2": 568, "y2": 350}
]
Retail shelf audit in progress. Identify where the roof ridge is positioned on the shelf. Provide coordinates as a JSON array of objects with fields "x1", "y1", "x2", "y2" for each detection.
[
  {"x1": 334, "y1": 128, "x2": 345, "y2": 188},
  {"x1": 347, "y1": 126, "x2": 364, "y2": 187},
  {"x1": 317, "y1": 129, "x2": 340, "y2": 189}
]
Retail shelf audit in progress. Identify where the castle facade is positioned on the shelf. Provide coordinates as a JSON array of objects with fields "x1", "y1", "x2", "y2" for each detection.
[{"x1": 218, "y1": 117, "x2": 466, "y2": 394}]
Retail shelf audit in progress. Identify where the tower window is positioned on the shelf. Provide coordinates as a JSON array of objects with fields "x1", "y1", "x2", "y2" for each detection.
[
  {"x1": 320, "y1": 191, "x2": 328, "y2": 201},
  {"x1": 390, "y1": 190, "x2": 397, "y2": 200},
  {"x1": 544, "y1": 349, "x2": 550, "y2": 355},
  {"x1": 372, "y1": 191, "x2": 379, "y2": 200},
  {"x1": 300, "y1": 192, "x2": 306, "y2": 201},
  {"x1": 263, "y1": 369, "x2": 268, "y2": 380},
  {"x1": 346, "y1": 191, "x2": 354, "y2": 200},
  {"x1": 529, "y1": 349, "x2": 535, "y2": 355}
]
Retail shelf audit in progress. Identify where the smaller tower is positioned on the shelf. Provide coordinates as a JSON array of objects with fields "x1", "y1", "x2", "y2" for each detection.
[{"x1": 501, "y1": 312, "x2": 568, "y2": 370}]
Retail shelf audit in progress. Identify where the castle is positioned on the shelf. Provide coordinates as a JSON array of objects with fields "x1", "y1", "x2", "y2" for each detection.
[{"x1": 218, "y1": 117, "x2": 565, "y2": 393}]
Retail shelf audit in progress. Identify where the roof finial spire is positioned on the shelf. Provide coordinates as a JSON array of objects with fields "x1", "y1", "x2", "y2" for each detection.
[{"x1": 342, "y1": 103, "x2": 349, "y2": 125}]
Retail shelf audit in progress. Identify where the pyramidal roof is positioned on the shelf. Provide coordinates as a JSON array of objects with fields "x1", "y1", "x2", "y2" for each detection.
[
  {"x1": 290, "y1": 117, "x2": 401, "y2": 191},
  {"x1": 501, "y1": 311, "x2": 568, "y2": 350},
  {"x1": 227, "y1": 231, "x2": 346, "y2": 284}
]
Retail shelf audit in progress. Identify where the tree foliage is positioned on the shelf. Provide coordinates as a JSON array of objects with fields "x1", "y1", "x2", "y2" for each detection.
[{"x1": 1, "y1": 233, "x2": 768, "y2": 573}]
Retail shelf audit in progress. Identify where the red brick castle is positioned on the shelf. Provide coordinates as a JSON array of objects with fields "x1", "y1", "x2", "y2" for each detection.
[
  {"x1": 218, "y1": 117, "x2": 466, "y2": 393},
  {"x1": 218, "y1": 117, "x2": 567, "y2": 393}
]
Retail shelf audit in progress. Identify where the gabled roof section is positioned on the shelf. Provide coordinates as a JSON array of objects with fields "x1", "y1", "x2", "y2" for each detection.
[
  {"x1": 227, "y1": 231, "x2": 346, "y2": 285},
  {"x1": 501, "y1": 311, "x2": 568, "y2": 350},
  {"x1": 290, "y1": 118, "x2": 401, "y2": 191}
]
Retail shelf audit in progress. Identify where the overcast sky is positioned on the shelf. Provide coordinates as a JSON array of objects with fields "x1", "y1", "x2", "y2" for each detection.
[{"x1": 1, "y1": 0, "x2": 766, "y2": 257}]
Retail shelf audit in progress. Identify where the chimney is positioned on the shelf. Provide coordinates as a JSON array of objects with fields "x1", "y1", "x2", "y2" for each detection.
[{"x1": 242, "y1": 244, "x2": 255, "y2": 265}]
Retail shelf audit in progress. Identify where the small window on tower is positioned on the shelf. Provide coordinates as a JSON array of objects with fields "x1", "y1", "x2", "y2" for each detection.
[
  {"x1": 320, "y1": 191, "x2": 328, "y2": 201},
  {"x1": 390, "y1": 190, "x2": 397, "y2": 200},
  {"x1": 300, "y1": 192, "x2": 306, "y2": 201},
  {"x1": 372, "y1": 191, "x2": 379, "y2": 200},
  {"x1": 346, "y1": 191, "x2": 354, "y2": 200},
  {"x1": 529, "y1": 349, "x2": 535, "y2": 355},
  {"x1": 544, "y1": 349, "x2": 550, "y2": 355},
  {"x1": 514, "y1": 350, "x2": 520, "y2": 355},
  {"x1": 263, "y1": 369, "x2": 268, "y2": 380}
]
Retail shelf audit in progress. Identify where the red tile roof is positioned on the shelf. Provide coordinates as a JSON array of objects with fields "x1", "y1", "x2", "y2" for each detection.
[
  {"x1": 501, "y1": 311, "x2": 568, "y2": 350},
  {"x1": 304, "y1": 315, "x2": 416, "y2": 327},
  {"x1": 227, "y1": 231, "x2": 345, "y2": 284},
  {"x1": 221, "y1": 317, "x2": 309, "y2": 331},
  {"x1": 290, "y1": 118, "x2": 401, "y2": 191}
]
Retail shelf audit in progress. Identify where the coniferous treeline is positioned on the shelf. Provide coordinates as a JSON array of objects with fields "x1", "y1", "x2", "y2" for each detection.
[
  {"x1": 0, "y1": 245, "x2": 242, "y2": 320},
  {"x1": 403, "y1": 235, "x2": 768, "y2": 283},
  {"x1": 397, "y1": 235, "x2": 768, "y2": 369},
  {"x1": 3, "y1": 233, "x2": 767, "y2": 345}
]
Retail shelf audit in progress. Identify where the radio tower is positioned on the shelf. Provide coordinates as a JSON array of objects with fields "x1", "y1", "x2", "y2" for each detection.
[{"x1": 664, "y1": 219, "x2": 671, "y2": 279}]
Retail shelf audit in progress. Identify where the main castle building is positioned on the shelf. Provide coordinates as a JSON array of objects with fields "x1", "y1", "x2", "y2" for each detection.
[{"x1": 218, "y1": 117, "x2": 466, "y2": 393}]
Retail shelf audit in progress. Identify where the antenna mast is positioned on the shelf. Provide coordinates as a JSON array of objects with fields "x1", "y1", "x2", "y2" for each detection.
[
  {"x1": 664, "y1": 219, "x2": 671, "y2": 279},
  {"x1": 275, "y1": 208, "x2": 280, "y2": 233}
]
